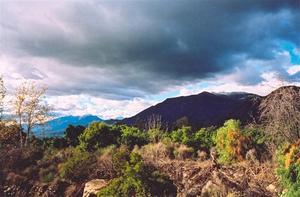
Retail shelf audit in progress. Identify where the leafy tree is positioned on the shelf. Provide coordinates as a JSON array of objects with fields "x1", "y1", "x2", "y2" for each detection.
[
  {"x1": 120, "y1": 126, "x2": 149, "y2": 148},
  {"x1": 79, "y1": 122, "x2": 121, "y2": 151},
  {"x1": 65, "y1": 125, "x2": 85, "y2": 146},
  {"x1": 12, "y1": 81, "x2": 50, "y2": 147}
]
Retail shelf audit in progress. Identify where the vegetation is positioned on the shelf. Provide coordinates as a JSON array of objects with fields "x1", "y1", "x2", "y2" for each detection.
[
  {"x1": 65, "y1": 125, "x2": 85, "y2": 146},
  {"x1": 277, "y1": 140, "x2": 300, "y2": 197},
  {"x1": 98, "y1": 152, "x2": 176, "y2": 197},
  {"x1": 214, "y1": 119, "x2": 250, "y2": 164},
  {"x1": 59, "y1": 148, "x2": 95, "y2": 182},
  {"x1": 0, "y1": 77, "x2": 299, "y2": 196},
  {"x1": 79, "y1": 122, "x2": 121, "y2": 151}
]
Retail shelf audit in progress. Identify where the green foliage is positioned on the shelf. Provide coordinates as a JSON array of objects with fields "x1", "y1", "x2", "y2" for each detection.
[
  {"x1": 169, "y1": 126, "x2": 216, "y2": 151},
  {"x1": 277, "y1": 141, "x2": 300, "y2": 197},
  {"x1": 242, "y1": 127, "x2": 266, "y2": 146},
  {"x1": 79, "y1": 122, "x2": 121, "y2": 152},
  {"x1": 193, "y1": 127, "x2": 216, "y2": 150},
  {"x1": 64, "y1": 125, "x2": 85, "y2": 146},
  {"x1": 170, "y1": 126, "x2": 192, "y2": 144},
  {"x1": 214, "y1": 119, "x2": 249, "y2": 164},
  {"x1": 148, "y1": 128, "x2": 166, "y2": 143},
  {"x1": 59, "y1": 148, "x2": 95, "y2": 182},
  {"x1": 120, "y1": 126, "x2": 149, "y2": 148},
  {"x1": 98, "y1": 152, "x2": 176, "y2": 197},
  {"x1": 112, "y1": 146, "x2": 130, "y2": 175}
]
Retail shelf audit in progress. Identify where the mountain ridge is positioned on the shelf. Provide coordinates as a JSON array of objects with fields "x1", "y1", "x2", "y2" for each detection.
[{"x1": 122, "y1": 86, "x2": 299, "y2": 130}]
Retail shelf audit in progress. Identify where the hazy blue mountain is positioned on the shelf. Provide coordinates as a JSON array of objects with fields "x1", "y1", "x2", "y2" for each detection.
[{"x1": 33, "y1": 115, "x2": 102, "y2": 137}]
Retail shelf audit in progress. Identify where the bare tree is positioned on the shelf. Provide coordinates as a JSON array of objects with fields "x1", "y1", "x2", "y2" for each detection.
[
  {"x1": 13, "y1": 81, "x2": 50, "y2": 147},
  {"x1": 146, "y1": 114, "x2": 162, "y2": 131},
  {"x1": 259, "y1": 86, "x2": 300, "y2": 144},
  {"x1": 0, "y1": 76, "x2": 6, "y2": 121}
]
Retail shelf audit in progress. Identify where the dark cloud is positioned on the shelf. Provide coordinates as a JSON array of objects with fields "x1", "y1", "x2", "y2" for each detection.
[{"x1": 1, "y1": 0, "x2": 299, "y2": 98}]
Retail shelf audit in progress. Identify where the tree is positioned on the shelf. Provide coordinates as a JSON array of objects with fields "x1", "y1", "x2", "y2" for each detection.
[
  {"x1": 13, "y1": 81, "x2": 50, "y2": 147},
  {"x1": 79, "y1": 122, "x2": 121, "y2": 151},
  {"x1": 65, "y1": 125, "x2": 85, "y2": 146},
  {"x1": 0, "y1": 76, "x2": 6, "y2": 121}
]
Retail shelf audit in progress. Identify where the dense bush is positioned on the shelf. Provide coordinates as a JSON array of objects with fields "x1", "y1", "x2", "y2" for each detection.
[
  {"x1": 170, "y1": 126, "x2": 192, "y2": 145},
  {"x1": 59, "y1": 148, "x2": 95, "y2": 182},
  {"x1": 193, "y1": 127, "x2": 216, "y2": 150},
  {"x1": 169, "y1": 126, "x2": 215, "y2": 151},
  {"x1": 120, "y1": 126, "x2": 149, "y2": 148},
  {"x1": 65, "y1": 125, "x2": 85, "y2": 146},
  {"x1": 79, "y1": 122, "x2": 121, "y2": 151},
  {"x1": 43, "y1": 137, "x2": 68, "y2": 149},
  {"x1": 277, "y1": 140, "x2": 300, "y2": 196},
  {"x1": 148, "y1": 128, "x2": 166, "y2": 143},
  {"x1": 98, "y1": 152, "x2": 176, "y2": 197},
  {"x1": 214, "y1": 119, "x2": 250, "y2": 164}
]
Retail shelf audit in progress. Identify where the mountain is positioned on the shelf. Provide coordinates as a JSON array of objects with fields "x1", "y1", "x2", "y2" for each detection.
[
  {"x1": 33, "y1": 115, "x2": 102, "y2": 137},
  {"x1": 122, "y1": 86, "x2": 300, "y2": 130}
]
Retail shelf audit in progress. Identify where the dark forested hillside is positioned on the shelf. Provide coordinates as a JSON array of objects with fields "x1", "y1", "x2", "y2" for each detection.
[
  {"x1": 122, "y1": 86, "x2": 300, "y2": 130},
  {"x1": 122, "y1": 91, "x2": 262, "y2": 130}
]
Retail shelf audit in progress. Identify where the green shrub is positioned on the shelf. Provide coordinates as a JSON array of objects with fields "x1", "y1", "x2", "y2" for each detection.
[
  {"x1": 193, "y1": 127, "x2": 216, "y2": 150},
  {"x1": 242, "y1": 127, "x2": 266, "y2": 146},
  {"x1": 277, "y1": 140, "x2": 300, "y2": 197},
  {"x1": 112, "y1": 145, "x2": 130, "y2": 176},
  {"x1": 98, "y1": 152, "x2": 176, "y2": 197},
  {"x1": 59, "y1": 148, "x2": 95, "y2": 182},
  {"x1": 169, "y1": 126, "x2": 216, "y2": 151},
  {"x1": 120, "y1": 126, "x2": 149, "y2": 148},
  {"x1": 214, "y1": 119, "x2": 250, "y2": 164},
  {"x1": 148, "y1": 128, "x2": 166, "y2": 143},
  {"x1": 79, "y1": 122, "x2": 121, "y2": 152},
  {"x1": 170, "y1": 126, "x2": 192, "y2": 145}
]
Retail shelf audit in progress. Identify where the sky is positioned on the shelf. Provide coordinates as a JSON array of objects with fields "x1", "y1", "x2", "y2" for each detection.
[{"x1": 0, "y1": 0, "x2": 300, "y2": 119}]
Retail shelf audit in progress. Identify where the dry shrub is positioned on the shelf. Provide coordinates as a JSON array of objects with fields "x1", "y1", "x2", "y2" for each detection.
[
  {"x1": 174, "y1": 145, "x2": 194, "y2": 160},
  {"x1": 139, "y1": 142, "x2": 175, "y2": 160},
  {"x1": 94, "y1": 145, "x2": 117, "y2": 179}
]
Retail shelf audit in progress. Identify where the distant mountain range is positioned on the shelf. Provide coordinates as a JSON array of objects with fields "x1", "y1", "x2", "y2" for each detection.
[
  {"x1": 33, "y1": 86, "x2": 299, "y2": 137},
  {"x1": 122, "y1": 86, "x2": 300, "y2": 130},
  {"x1": 33, "y1": 115, "x2": 118, "y2": 137}
]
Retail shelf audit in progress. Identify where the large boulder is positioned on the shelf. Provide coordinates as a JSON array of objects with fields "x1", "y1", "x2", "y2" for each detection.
[{"x1": 82, "y1": 179, "x2": 108, "y2": 197}]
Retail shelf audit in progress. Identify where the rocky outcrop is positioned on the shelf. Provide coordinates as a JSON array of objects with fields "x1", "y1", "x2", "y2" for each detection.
[{"x1": 82, "y1": 179, "x2": 108, "y2": 197}]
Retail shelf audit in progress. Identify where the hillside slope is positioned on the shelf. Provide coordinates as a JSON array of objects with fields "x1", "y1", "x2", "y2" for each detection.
[
  {"x1": 123, "y1": 86, "x2": 299, "y2": 130},
  {"x1": 123, "y1": 92, "x2": 262, "y2": 130}
]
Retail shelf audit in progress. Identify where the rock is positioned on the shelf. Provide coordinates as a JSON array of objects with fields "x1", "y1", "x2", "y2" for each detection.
[
  {"x1": 197, "y1": 151, "x2": 208, "y2": 161},
  {"x1": 245, "y1": 149, "x2": 259, "y2": 164},
  {"x1": 266, "y1": 184, "x2": 277, "y2": 193},
  {"x1": 82, "y1": 179, "x2": 108, "y2": 197}
]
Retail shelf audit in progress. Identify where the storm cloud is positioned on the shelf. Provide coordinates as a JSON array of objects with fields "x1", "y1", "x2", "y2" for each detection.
[{"x1": 0, "y1": 0, "x2": 300, "y2": 116}]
